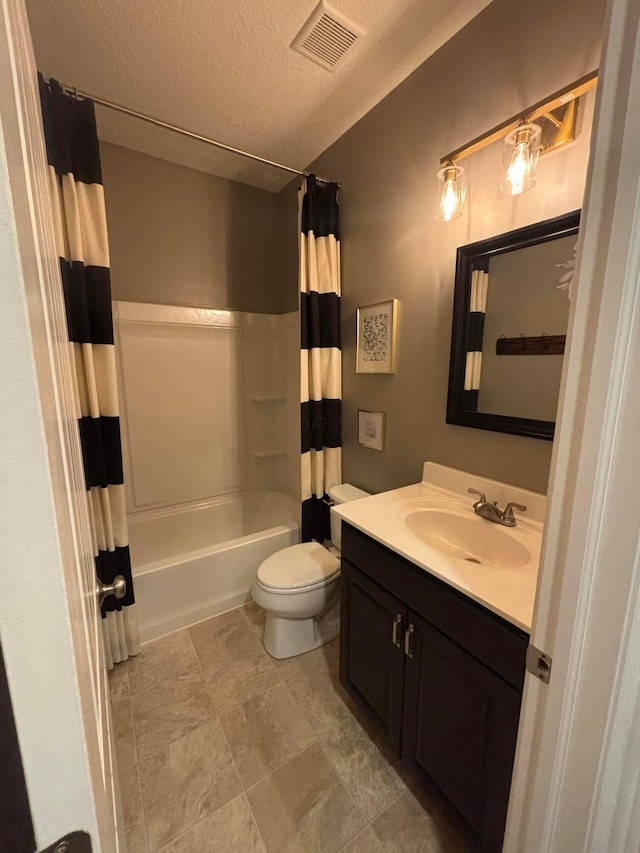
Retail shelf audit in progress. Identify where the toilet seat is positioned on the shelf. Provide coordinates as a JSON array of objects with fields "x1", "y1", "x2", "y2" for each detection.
[{"x1": 256, "y1": 542, "x2": 340, "y2": 592}]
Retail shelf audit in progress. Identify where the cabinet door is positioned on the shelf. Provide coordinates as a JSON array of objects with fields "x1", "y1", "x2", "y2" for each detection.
[
  {"x1": 340, "y1": 559, "x2": 406, "y2": 753},
  {"x1": 402, "y1": 611, "x2": 522, "y2": 852}
]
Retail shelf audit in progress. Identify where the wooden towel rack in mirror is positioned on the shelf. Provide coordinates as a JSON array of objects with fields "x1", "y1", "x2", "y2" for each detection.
[
  {"x1": 496, "y1": 334, "x2": 566, "y2": 356},
  {"x1": 446, "y1": 210, "x2": 580, "y2": 440}
]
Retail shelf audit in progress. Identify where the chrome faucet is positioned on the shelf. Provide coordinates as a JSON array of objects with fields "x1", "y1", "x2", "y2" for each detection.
[{"x1": 467, "y1": 488, "x2": 527, "y2": 528}]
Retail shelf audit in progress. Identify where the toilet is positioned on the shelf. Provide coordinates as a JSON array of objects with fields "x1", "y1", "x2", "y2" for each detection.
[{"x1": 251, "y1": 484, "x2": 370, "y2": 659}]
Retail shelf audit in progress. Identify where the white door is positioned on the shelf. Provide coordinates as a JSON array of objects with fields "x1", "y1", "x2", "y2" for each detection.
[
  {"x1": 505, "y1": 0, "x2": 640, "y2": 849},
  {"x1": 0, "y1": 0, "x2": 120, "y2": 850}
]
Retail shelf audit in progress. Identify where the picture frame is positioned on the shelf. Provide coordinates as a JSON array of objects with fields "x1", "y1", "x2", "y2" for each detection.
[
  {"x1": 358, "y1": 410, "x2": 386, "y2": 452},
  {"x1": 356, "y1": 299, "x2": 398, "y2": 374}
]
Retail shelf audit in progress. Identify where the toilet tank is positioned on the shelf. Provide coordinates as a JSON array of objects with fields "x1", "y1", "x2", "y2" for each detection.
[{"x1": 328, "y1": 484, "x2": 371, "y2": 550}]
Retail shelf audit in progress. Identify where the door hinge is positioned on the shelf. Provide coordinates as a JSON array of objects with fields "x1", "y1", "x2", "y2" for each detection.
[
  {"x1": 526, "y1": 644, "x2": 552, "y2": 684},
  {"x1": 40, "y1": 831, "x2": 92, "y2": 853}
]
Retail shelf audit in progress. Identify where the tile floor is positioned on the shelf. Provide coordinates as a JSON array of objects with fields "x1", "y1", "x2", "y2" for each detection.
[{"x1": 109, "y1": 603, "x2": 472, "y2": 852}]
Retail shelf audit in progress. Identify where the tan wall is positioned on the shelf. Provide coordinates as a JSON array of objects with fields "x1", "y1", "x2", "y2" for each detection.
[
  {"x1": 277, "y1": 180, "x2": 301, "y2": 315},
  {"x1": 303, "y1": 0, "x2": 605, "y2": 495},
  {"x1": 101, "y1": 143, "x2": 291, "y2": 314}
]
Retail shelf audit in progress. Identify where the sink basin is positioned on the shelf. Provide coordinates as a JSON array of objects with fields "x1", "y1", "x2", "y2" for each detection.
[{"x1": 404, "y1": 509, "x2": 531, "y2": 569}]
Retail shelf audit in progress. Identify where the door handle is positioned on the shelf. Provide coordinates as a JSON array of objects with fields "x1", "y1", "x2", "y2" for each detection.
[
  {"x1": 404, "y1": 623, "x2": 415, "y2": 658},
  {"x1": 97, "y1": 575, "x2": 127, "y2": 607},
  {"x1": 391, "y1": 613, "x2": 403, "y2": 648}
]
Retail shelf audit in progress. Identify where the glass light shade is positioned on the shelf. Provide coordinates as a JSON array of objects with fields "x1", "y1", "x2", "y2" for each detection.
[
  {"x1": 500, "y1": 121, "x2": 541, "y2": 196},
  {"x1": 435, "y1": 162, "x2": 466, "y2": 221}
]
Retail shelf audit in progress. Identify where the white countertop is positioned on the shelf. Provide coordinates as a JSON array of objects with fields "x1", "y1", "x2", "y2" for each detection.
[{"x1": 333, "y1": 464, "x2": 545, "y2": 632}]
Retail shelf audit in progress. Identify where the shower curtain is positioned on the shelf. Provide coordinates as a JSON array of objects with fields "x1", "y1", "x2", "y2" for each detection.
[
  {"x1": 464, "y1": 263, "x2": 489, "y2": 411},
  {"x1": 38, "y1": 76, "x2": 139, "y2": 667},
  {"x1": 299, "y1": 176, "x2": 342, "y2": 542}
]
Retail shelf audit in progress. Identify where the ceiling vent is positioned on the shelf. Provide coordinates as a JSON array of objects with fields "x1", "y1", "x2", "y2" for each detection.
[{"x1": 292, "y1": 1, "x2": 365, "y2": 72}]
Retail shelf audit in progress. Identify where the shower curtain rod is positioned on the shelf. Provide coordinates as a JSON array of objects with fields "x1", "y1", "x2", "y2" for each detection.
[{"x1": 59, "y1": 82, "x2": 340, "y2": 187}]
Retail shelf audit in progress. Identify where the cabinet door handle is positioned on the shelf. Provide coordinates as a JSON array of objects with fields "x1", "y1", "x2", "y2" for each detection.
[
  {"x1": 404, "y1": 623, "x2": 415, "y2": 658},
  {"x1": 391, "y1": 613, "x2": 403, "y2": 648}
]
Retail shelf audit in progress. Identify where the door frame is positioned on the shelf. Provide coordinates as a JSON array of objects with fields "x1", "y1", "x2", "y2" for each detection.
[
  {"x1": 0, "y1": 0, "x2": 119, "y2": 849},
  {"x1": 505, "y1": 0, "x2": 640, "y2": 849}
]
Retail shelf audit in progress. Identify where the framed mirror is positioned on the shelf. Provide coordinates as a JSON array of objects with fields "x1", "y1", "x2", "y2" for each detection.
[{"x1": 446, "y1": 210, "x2": 580, "y2": 440}]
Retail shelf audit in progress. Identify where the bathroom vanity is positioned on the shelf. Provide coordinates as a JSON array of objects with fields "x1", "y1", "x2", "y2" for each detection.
[{"x1": 332, "y1": 463, "x2": 545, "y2": 853}]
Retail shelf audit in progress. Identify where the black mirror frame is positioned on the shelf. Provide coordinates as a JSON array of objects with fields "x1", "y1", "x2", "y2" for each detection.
[{"x1": 446, "y1": 210, "x2": 581, "y2": 441}]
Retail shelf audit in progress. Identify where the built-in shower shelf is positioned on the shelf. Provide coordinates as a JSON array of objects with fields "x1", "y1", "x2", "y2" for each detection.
[
  {"x1": 250, "y1": 394, "x2": 285, "y2": 402},
  {"x1": 252, "y1": 449, "x2": 288, "y2": 458}
]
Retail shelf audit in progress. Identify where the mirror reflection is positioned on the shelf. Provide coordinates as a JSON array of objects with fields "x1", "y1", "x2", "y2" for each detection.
[
  {"x1": 447, "y1": 211, "x2": 580, "y2": 440},
  {"x1": 475, "y1": 233, "x2": 575, "y2": 420}
]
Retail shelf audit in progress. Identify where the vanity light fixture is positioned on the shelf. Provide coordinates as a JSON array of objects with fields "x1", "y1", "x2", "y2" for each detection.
[
  {"x1": 435, "y1": 160, "x2": 466, "y2": 221},
  {"x1": 433, "y1": 70, "x2": 598, "y2": 220},
  {"x1": 500, "y1": 120, "x2": 541, "y2": 195}
]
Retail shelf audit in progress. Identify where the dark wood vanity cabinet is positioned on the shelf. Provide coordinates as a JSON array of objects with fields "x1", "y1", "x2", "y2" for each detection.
[
  {"x1": 402, "y1": 611, "x2": 523, "y2": 851},
  {"x1": 339, "y1": 558, "x2": 407, "y2": 752},
  {"x1": 339, "y1": 523, "x2": 528, "y2": 852}
]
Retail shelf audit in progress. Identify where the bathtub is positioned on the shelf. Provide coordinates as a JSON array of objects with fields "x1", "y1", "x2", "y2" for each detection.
[{"x1": 129, "y1": 491, "x2": 300, "y2": 643}]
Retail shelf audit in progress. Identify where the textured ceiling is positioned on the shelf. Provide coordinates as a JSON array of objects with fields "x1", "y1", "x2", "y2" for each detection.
[{"x1": 26, "y1": 0, "x2": 492, "y2": 191}]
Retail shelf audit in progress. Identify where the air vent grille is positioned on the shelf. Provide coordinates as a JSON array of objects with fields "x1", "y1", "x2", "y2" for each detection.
[{"x1": 292, "y1": 2, "x2": 365, "y2": 72}]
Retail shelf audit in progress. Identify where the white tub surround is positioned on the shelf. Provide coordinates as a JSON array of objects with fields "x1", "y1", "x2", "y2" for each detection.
[
  {"x1": 130, "y1": 491, "x2": 298, "y2": 642},
  {"x1": 332, "y1": 462, "x2": 546, "y2": 632},
  {"x1": 113, "y1": 301, "x2": 300, "y2": 514}
]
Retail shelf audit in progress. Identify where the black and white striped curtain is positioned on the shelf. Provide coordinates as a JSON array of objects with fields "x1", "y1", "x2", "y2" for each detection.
[
  {"x1": 38, "y1": 77, "x2": 139, "y2": 668},
  {"x1": 463, "y1": 263, "x2": 489, "y2": 411},
  {"x1": 300, "y1": 176, "x2": 342, "y2": 542}
]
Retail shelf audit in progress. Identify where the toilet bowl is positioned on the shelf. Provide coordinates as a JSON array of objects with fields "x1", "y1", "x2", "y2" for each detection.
[{"x1": 251, "y1": 484, "x2": 370, "y2": 659}]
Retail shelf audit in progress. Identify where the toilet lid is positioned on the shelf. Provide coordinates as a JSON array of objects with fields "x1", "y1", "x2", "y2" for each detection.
[{"x1": 257, "y1": 542, "x2": 340, "y2": 590}]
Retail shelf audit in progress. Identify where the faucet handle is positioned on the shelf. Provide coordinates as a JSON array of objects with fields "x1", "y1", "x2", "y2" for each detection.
[
  {"x1": 504, "y1": 501, "x2": 527, "y2": 519},
  {"x1": 468, "y1": 487, "x2": 486, "y2": 503}
]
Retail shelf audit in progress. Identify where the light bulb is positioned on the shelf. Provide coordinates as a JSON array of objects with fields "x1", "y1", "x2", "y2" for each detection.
[
  {"x1": 435, "y1": 162, "x2": 466, "y2": 221},
  {"x1": 500, "y1": 121, "x2": 541, "y2": 196},
  {"x1": 441, "y1": 176, "x2": 460, "y2": 220},
  {"x1": 506, "y1": 141, "x2": 531, "y2": 195}
]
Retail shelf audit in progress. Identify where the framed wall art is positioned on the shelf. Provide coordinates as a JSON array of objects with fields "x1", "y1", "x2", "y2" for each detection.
[
  {"x1": 356, "y1": 299, "x2": 398, "y2": 374},
  {"x1": 358, "y1": 410, "x2": 386, "y2": 451}
]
